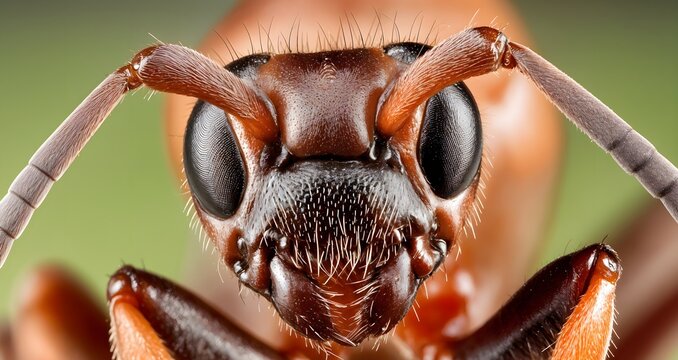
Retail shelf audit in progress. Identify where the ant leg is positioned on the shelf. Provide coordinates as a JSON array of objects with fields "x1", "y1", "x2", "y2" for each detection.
[
  {"x1": 0, "y1": 323, "x2": 12, "y2": 359},
  {"x1": 7, "y1": 264, "x2": 111, "y2": 359},
  {"x1": 452, "y1": 244, "x2": 620, "y2": 360},
  {"x1": 612, "y1": 202, "x2": 678, "y2": 359},
  {"x1": 107, "y1": 265, "x2": 284, "y2": 360}
]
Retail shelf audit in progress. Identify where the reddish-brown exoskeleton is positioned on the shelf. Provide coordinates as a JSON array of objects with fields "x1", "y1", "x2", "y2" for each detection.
[{"x1": 1, "y1": 1, "x2": 677, "y2": 359}]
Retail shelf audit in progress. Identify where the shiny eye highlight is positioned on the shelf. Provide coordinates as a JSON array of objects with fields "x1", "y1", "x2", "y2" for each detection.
[
  {"x1": 184, "y1": 101, "x2": 246, "y2": 218},
  {"x1": 418, "y1": 83, "x2": 482, "y2": 198}
]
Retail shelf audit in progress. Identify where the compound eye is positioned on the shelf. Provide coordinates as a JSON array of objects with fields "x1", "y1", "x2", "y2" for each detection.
[
  {"x1": 418, "y1": 82, "x2": 482, "y2": 199},
  {"x1": 184, "y1": 101, "x2": 246, "y2": 218},
  {"x1": 182, "y1": 53, "x2": 270, "y2": 218}
]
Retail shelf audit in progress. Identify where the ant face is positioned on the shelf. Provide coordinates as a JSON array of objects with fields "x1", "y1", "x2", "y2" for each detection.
[{"x1": 183, "y1": 45, "x2": 484, "y2": 343}]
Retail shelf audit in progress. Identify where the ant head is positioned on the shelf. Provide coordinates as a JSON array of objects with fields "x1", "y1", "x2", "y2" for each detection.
[{"x1": 184, "y1": 43, "x2": 482, "y2": 344}]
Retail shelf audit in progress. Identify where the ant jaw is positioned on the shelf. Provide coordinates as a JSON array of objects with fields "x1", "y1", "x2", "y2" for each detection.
[
  {"x1": 268, "y1": 248, "x2": 421, "y2": 346},
  {"x1": 225, "y1": 229, "x2": 444, "y2": 347}
]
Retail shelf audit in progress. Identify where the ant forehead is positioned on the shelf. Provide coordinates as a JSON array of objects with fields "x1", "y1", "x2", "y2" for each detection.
[{"x1": 251, "y1": 48, "x2": 400, "y2": 158}]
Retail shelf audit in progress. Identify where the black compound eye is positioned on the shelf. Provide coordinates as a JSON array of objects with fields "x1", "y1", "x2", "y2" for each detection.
[
  {"x1": 183, "y1": 53, "x2": 270, "y2": 218},
  {"x1": 385, "y1": 42, "x2": 482, "y2": 199},
  {"x1": 418, "y1": 83, "x2": 482, "y2": 199},
  {"x1": 184, "y1": 101, "x2": 246, "y2": 218}
]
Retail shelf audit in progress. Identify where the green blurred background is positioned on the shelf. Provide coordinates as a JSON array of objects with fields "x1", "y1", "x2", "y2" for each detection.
[{"x1": 0, "y1": 0, "x2": 676, "y2": 356}]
